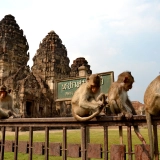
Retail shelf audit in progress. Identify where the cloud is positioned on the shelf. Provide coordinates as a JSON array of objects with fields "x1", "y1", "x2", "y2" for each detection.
[
  {"x1": 101, "y1": 1, "x2": 160, "y2": 35},
  {"x1": 1, "y1": 0, "x2": 160, "y2": 103}
]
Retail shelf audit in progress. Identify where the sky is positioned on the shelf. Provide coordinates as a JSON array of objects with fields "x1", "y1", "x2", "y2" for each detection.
[{"x1": 0, "y1": 0, "x2": 160, "y2": 103}]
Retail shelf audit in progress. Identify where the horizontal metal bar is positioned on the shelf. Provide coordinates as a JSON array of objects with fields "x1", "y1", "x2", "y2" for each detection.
[
  {"x1": 0, "y1": 115, "x2": 147, "y2": 123},
  {"x1": 0, "y1": 115, "x2": 149, "y2": 128}
]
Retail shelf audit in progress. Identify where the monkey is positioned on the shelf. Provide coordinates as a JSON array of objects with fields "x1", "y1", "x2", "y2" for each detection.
[
  {"x1": 144, "y1": 75, "x2": 160, "y2": 159},
  {"x1": 107, "y1": 71, "x2": 146, "y2": 144},
  {"x1": 71, "y1": 74, "x2": 106, "y2": 121},
  {"x1": 0, "y1": 85, "x2": 21, "y2": 118}
]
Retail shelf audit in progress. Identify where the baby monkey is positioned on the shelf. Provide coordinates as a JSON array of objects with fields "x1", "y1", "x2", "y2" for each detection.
[
  {"x1": 71, "y1": 74, "x2": 106, "y2": 121},
  {"x1": 107, "y1": 71, "x2": 146, "y2": 144}
]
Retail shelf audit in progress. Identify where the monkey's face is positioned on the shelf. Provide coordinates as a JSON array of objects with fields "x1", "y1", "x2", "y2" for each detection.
[
  {"x1": 0, "y1": 91, "x2": 7, "y2": 100},
  {"x1": 124, "y1": 83, "x2": 133, "y2": 91},
  {"x1": 91, "y1": 85, "x2": 100, "y2": 94}
]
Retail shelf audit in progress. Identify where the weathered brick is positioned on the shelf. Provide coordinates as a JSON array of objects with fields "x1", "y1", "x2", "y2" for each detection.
[
  {"x1": 110, "y1": 144, "x2": 126, "y2": 160},
  {"x1": 49, "y1": 143, "x2": 61, "y2": 156},
  {"x1": 18, "y1": 141, "x2": 28, "y2": 153},
  {"x1": 87, "y1": 144, "x2": 102, "y2": 158},
  {"x1": 33, "y1": 142, "x2": 43, "y2": 155},
  {"x1": 135, "y1": 144, "x2": 151, "y2": 160},
  {"x1": 67, "y1": 144, "x2": 80, "y2": 158},
  {"x1": 5, "y1": 140, "x2": 13, "y2": 152}
]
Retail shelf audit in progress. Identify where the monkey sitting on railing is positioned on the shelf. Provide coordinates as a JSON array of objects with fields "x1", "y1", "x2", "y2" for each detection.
[
  {"x1": 71, "y1": 74, "x2": 106, "y2": 121},
  {"x1": 107, "y1": 71, "x2": 146, "y2": 144}
]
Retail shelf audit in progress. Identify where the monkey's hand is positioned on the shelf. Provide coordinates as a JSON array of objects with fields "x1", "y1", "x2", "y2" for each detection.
[
  {"x1": 125, "y1": 112, "x2": 133, "y2": 120},
  {"x1": 117, "y1": 112, "x2": 125, "y2": 119},
  {"x1": 97, "y1": 101, "x2": 104, "y2": 107},
  {"x1": 97, "y1": 93, "x2": 107, "y2": 106},
  {"x1": 96, "y1": 103, "x2": 105, "y2": 113}
]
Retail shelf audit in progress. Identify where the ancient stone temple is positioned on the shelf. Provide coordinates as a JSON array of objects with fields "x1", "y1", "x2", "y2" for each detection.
[
  {"x1": 70, "y1": 57, "x2": 92, "y2": 77},
  {"x1": 0, "y1": 14, "x2": 29, "y2": 83},
  {"x1": 0, "y1": 14, "x2": 92, "y2": 118},
  {"x1": 32, "y1": 30, "x2": 71, "y2": 80}
]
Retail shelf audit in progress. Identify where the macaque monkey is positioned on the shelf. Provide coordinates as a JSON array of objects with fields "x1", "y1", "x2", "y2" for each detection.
[
  {"x1": 107, "y1": 71, "x2": 146, "y2": 144},
  {"x1": 0, "y1": 85, "x2": 21, "y2": 118},
  {"x1": 144, "y1": 75, "x2": 160, "y2": 159},
  {"x1": 71, "y1": 74, "x2": 106, "y2": 121}
]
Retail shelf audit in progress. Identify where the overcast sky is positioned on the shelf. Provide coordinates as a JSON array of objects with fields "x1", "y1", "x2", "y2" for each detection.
[{"x1": 1, "y1": 0, "x2": 160, "y2": 103}]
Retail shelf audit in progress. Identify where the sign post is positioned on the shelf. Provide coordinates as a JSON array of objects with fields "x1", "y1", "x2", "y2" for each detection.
[{"x1": 55, "y1": 71, "x2": 114, "y2": 102}]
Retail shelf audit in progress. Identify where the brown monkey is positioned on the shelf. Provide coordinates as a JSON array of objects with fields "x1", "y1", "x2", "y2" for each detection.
[
  {"x1": 0, "y1": 85, "x2": 21, "y2": 118},
  {"x1": 107, "y1": 71, "x2": 146, "y2": 144},
  {"x1": 71, "y1": 74, "x2": 106, "y2": 121},
  {"x1": 144, "y1": 75, "x2": 160, "y2": 159}
]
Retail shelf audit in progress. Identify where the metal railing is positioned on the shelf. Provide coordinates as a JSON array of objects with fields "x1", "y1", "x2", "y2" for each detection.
[{"x1": 0, "y1": 115, "x2": 159, "y2": 160}]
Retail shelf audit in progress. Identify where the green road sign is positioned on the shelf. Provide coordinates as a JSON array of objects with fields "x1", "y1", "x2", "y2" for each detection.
[{"x1": 55, "y1": 71, "x2": 114, "y2": 101}]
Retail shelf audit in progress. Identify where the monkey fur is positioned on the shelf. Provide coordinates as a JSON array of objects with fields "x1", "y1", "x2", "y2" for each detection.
[
  {"x1": 107, "y1": 71, "x2": 146, "y2": 144},
  {"x1": 0, "y1": 92, "x2": 14, "y2": 118},
  {"x1": 0, "y1": 85, "x2": 21, "y2": 118},
  {"x1": 144, "y1": 75, "x2": 160, "y2": 159},
  {"x1": 71, "y1": 74, "x2": 106, "y2": 121}
]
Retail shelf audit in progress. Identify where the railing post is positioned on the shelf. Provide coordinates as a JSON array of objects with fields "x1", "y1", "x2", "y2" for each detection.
[
  {"x1": 153, "y1": 125, "x2": 159, "y2": 160},
  {"x1": 86, "y1": 126, "x2": 90, "y2": 160},
  {"x1": 14, "y1": 127, "x2": 19, "y2": 160},
  {"x1": 0, "y1": 126, "x2": 5, "y2": 160},
  {"x1": 62, "y1": 127, "x2": 67, "y2": 160},
  {"x1": 119, "y1": 126, "x2": 123, "y2": 144},
  {"x1": 28, "y1": 126, "x2": 33, "y2": 160},
  {"x1": 45, "y1": 127, "x2": 49, "y2": 160},
  {"x1": 81, "y1": 126, "x2": 87, "y2": 160},
  {"x1": 104, "y1": 126, "x2": 108, "y2": 160},
  {"x1": 127, "y1": 126, "x2": 132, "y2": 160}
]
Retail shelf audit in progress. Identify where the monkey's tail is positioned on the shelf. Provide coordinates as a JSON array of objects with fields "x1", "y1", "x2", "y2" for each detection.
[
  {"x1": 146, "y1": 111, "x2": 154, "y2": 160},
  {"x1": 73, "y1": 110, "x2": 101, "y2": 122}
]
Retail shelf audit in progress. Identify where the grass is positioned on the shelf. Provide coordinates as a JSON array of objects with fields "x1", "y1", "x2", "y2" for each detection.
[{"x1": 0, "y1": 127, "x2": 157, "y2": 160}]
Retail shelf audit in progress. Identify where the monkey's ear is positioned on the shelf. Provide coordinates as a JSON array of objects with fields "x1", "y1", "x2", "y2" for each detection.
[
  {"x1": 97, "y1": 74, "x2": 102, "y2": 83},
  {"x1": 97, "y1": 74, "x2": 100, "y2": 78},
  {"x1": 86, "y1": 76, "x2": 90, "y2": 81},
  {"x1": 124, "y1": 77, "x2": 129, "y2": 83}
]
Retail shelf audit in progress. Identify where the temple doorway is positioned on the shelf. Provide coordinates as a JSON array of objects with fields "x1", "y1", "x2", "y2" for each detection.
[{"x1": 26, "y1": 101, "x2": 32, "y2": 117}]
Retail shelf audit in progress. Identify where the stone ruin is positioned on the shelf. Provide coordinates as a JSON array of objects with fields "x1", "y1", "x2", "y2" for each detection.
[{"x1": 0, "y1": 14, "x2": 92, "y2": 118}]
